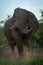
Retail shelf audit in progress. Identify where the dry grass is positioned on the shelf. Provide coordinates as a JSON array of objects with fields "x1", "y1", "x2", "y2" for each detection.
[{"x1": 0, "y1": 46, "x2": 43, "y2": 60}]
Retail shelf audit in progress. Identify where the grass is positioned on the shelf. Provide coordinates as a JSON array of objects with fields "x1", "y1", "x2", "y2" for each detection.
[{"x1": 0, "y1": 56, "x2": 43, "y2": 65}]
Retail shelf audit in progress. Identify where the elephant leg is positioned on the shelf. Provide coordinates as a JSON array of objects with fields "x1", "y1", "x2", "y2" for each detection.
[
  {"x1": 16, "y1": 37, "x2": 24, "y2": 57},
  {"x1": 26, "y1": 34, "x2": 33, "y2": 55},
  {"x1": 7, "y1": 39, "x2": 16, "y2": 58},
  {"x1": 9, "y1": 41, "x2": 14, "y2": 51},
  {"x1": 17, "y1": 43, "x2": 24, "y2": 57},
  {"x1": 6, "y1": 35, "x2": 15, "y2": 52},
  {"x1": 11, "y1": 29, "x2": 24, "y2": 57}
]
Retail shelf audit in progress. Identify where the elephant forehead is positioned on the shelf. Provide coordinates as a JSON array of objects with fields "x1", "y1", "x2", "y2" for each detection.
[
  {"x1": 14, "y1": 9, "x2": 27, "y2": 19},
  {"x1": 15, "y1": 12, "x2": 25, "y2": 18}
]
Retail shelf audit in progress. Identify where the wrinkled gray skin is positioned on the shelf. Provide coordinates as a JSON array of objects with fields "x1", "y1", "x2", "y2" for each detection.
[{"x1": 4, "y1": 8, "x2": 39, "y2": 57}]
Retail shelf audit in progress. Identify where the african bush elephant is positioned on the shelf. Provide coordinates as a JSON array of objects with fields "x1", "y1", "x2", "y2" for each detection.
[{"x1": 4, "y1": 8, "x2": 39, "y2": 57}]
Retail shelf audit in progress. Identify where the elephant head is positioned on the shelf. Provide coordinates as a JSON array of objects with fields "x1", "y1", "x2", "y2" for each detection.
[{"x1": 9, "y1": 8, "x2": 39, "y2": 34}]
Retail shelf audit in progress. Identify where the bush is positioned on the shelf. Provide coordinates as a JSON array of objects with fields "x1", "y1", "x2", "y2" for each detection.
[
  {"x1": 0, "y1": 27, "x2": 8, "y2": 52},
  {"x1": 34, "y1": 22, "x2": 43, "y2": 49}
]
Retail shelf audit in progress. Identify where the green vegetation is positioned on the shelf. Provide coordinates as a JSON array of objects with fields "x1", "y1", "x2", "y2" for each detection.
[
  {"x1": 33, "y1": 22, "x2": 43, "y2": 49},
  {"x1": 0, "y1": 56, "x2": 43, "y2": 65},
  {"x1": 0, "y1": 27, "x2": 8, "y2": 52}
]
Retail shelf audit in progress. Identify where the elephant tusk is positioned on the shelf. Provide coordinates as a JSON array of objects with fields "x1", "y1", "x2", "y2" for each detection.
[
  {"x1": 9, "y1": 24, "x2": 15, "y2": 29},
  {"x1": 9, "y1": 22, "x2": 19, "y2": 29},
  {"x1": 9, "y1": 22, "x2": 24, "y2": 29}
]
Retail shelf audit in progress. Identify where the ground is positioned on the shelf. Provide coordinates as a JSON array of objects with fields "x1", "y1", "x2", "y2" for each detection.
[{"x1": 0, "y1": 45, "x2": 43, "y2": 60}]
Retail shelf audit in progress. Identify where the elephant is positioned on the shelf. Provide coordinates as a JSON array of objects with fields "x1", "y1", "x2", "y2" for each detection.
[{"x1": 4, "y1": 7, "x2": 39, "y2": 57}]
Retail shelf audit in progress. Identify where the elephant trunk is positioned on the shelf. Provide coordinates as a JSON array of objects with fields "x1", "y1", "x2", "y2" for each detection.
[
  {"x1": 21, "y1": 26, "x2": 33, "y2": 34},
  {"x1": 9, "y1": 22, "x2": 33, "y2": 34}
]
